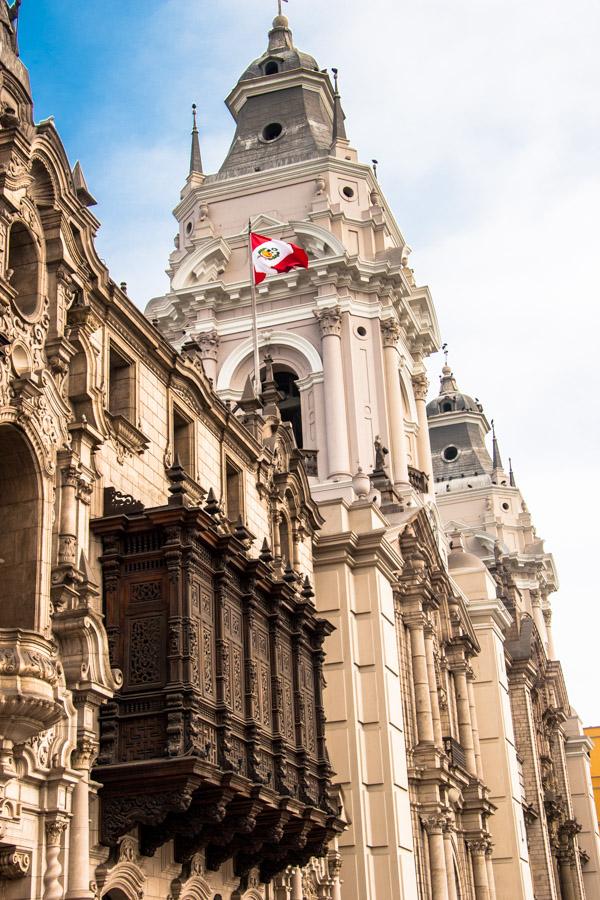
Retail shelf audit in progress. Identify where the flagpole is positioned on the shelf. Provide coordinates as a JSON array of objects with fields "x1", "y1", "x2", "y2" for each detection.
[{"x1": 248, "y1": 218, "x2": 261, "y2": 399}]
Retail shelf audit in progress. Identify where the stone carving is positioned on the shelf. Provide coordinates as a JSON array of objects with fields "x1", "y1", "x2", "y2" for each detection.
[
  {"x1": 373, "y1": 436, "x2": 389, "y2": 473},
  {"x1": 314, "y1": 305, "x2": 342, "y2": 338},
  {"x1": 103, "y1": 486, "x2": 144, "y2": 516},
  {"x1": 412, "y1": 371, "x2": 429, "y2": 401},
  {"x1": 380, "y1": 317, "x2": 401, "y2": 348},
  {"x1": 0, "y1": 846, "x2": 31, "y2": 879}
]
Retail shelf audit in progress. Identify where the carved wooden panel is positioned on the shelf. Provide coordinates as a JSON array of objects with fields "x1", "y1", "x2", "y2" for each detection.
[
  {"x1": 300, "y1": 652, "x2": 317, "y2": 756},
  {"x1": 253, "y1": 623, "x2": 271, "y2": 730},
  {"x1": 223, "y1": 601, "x2": 244, "y2": 717},
  {"x1": 277, "y1": 641, "x2": 295, "y2": 743},
  {"x1": 120, "y1": 716, "x2": 165, "y2": 761},
  {"x1": 128, "y1": 615, "x2": 164, "y2": 687}
]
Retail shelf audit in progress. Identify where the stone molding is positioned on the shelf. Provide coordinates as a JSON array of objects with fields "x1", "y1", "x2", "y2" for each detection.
[{"x1": 314, "y1": 306, "x2": 342, "y2": 338}]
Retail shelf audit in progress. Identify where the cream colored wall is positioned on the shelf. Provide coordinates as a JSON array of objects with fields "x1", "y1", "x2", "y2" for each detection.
[
  {"x1": 315, "y1": 498, "x2": 419, "y2": 900},
  {"x1": 566, "y1": 716, "x2": 600, "y2": 898},
  {"x1": 450, "y1": 562, "x2": 535, "y2": 900}
]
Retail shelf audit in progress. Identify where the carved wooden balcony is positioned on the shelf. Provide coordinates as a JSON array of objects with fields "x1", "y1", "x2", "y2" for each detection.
[{"x1": 91, "y1": 489, "x2": 340, "y2": 883}]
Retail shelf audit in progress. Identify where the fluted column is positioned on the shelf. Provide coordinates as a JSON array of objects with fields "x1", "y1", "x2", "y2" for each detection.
[
  {"x1": 66, "y1": 740, "x2": 96, "y2": 900},
  {"x1": 380, "y1": 318, "x2": 409, "y2": 485},
  {"x1": 530, "y1": 590, "x2": 548, "y2": 646},
  {"x1": 423, "y1": 816, "x2": 450, "y2": 900},
  {"x1": 469, "y1": 840, "x2": 491, "y2": 900},
  {"x1": 315, "y1": 307, "x2": 351, "y2": 479},
  {"x1": 466, "y1": 668, "x2": 484, "y2": 781},
  {"x1": 412, "y1": 371, "x2": 434, "y2": 494},
  {"x1": 407, "y1": 613, "x2": 435, "y2": 743},
  {"x1": 443, "y1": 824, "x2": 459, "y2": 900},
  {"x1": 44, "y1": 816, "x2": 69, "y2": 900},
  {"x1": 424, "y1": 620, "x2": 443, "y2": 748},
  {"x1": 451, "y1": 662, "x2": 477, "y2": 776}
]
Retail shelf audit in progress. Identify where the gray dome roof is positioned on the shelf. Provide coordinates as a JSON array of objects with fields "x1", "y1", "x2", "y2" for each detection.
[
  {"x1": 426, "y1": 365, "x2": 483, "y2": 418},
  {"x1": 240, "y1": 16, "x2": 320, "y2": 82}
]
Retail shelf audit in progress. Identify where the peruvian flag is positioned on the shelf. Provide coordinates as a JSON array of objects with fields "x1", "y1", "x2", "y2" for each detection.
[{"x1": 251, "y1": 232, "x2": 309, "y2": 285}]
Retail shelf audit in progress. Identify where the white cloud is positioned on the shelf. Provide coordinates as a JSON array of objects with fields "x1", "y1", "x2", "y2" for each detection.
[{"x1": 84, "y1": 0, "x2": 600, "y2": 719}]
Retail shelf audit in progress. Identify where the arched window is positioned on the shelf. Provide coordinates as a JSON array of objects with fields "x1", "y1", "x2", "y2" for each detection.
[
  {"x1": 7, "y1": 221, "x2": 41, "y2": 318},
  {"x1": 441, "y1": 401, "x2": 453, "y2": 413},
  {"x1": 279, "y1": 515, "x2": 291, "y2": 565},
  {"x1": 264, "y1": 60, "x2": 279, "y2": 75},
  {"x1": 274, "y1": 369, "x2": 303, "y2": 448},
  {"x1": 0, "y1": 425, "x2": 40, "y2": 629}
]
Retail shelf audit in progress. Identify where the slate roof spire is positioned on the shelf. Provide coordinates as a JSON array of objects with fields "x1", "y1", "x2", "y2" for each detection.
[
  {"x1": 189, "y1": 103, "x2": 203, "y2": 176},
  {"x1": 491, "y1": 420, "x2": 504, "y2": 473}
]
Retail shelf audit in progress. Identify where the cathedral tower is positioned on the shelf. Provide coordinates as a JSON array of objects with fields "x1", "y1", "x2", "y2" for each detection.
[{"x1": 149, "y1": 13, "x2": 501, "y2": 900}]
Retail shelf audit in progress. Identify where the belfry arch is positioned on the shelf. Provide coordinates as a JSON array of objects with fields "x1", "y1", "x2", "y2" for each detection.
[
  {"x1": 217, "y1": 331, "x2": 327, "y2": 477},
  {"x1": 0, "y1": 424, "x2": 42, "y2": 629}
]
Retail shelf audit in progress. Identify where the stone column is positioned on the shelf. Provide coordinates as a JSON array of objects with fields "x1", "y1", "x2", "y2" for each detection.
[
  {"x1": 329, "y1": 851, "x2": 343, "y2": 900},
  {"x1": 530, "y1": 590, "x2": 548, "y2": 646},
  {"x1": 412, "y1": 370, "x2": 435, "y2": 494},
  {"x1": 380, "y1": 318, "x2": 409, "y2": 485},
  {"x1": 543, "y1": 607, "x2": 556, "y2": 659},
  {"x1": 44, "y1": 816, "x2": 69, "y2": 900},
  {"x1": 466, "y1": 668, "x2": 484, "y2": 781},
  {"x1": 196, "y1": 329, "x2": 220, "y2": 384},
  {"x1": 423, "y1": 816, "x2": 450, "y2": 900},
  {"x1": 66, "y1": 740, "x2": 96, "y2": 900},
  {"x1": 424, "y1": 621, "x2": 443, "y2": 748},
  {"x1": 407, "y1": 613, "x2": 435, "y2": 743},
  {"x1": 273, "y1": 871, "x2": 292, "y2": 899},
  {"x1": 451, "y1": 662, "x2": 477, "y2": 776},
  {"x1": 58, "y1": 463, "x2": 80, "y2": 567},
  {"x1": 443, "y1": 823, "x2": 459, "y2": 900},
  {"x1": 469, "y1": 840, "x2": 491, "y2": 900},
  {"x1": 485, "y1": 844, "x2": 497, "y2": 900},
  {"x1": 558, "y1": 852, "x2": 576, "y2": 900},
  {"x1": 291, "y1": 866, "x2": 303, "y2": 900},
  {"x1": 315, "y1": 307, "x2": 351, "y2": 480}
]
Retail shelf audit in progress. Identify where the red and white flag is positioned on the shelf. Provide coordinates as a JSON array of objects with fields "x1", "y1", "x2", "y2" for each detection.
[{"x1": 251, "y1": 232, "x2": 309, "y2": 285}]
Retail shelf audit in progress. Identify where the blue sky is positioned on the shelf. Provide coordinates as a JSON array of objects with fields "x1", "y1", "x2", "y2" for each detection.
[{"x1": 18, "y1": 1, "x2": 600, "y2": 722}]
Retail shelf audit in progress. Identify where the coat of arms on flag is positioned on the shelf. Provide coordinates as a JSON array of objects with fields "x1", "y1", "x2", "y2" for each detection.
[{"x1": 251, "y1": 232, "x2": 309, "y2": 284}]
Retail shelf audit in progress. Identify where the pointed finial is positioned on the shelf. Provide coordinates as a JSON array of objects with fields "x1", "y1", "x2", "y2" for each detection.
[
  {"x1": 491, "y1": 420, "x2": 504, "y2": 472},
  {"x1": 189, "y1": 103, "x2": 203, "y2": 177},
  {"x1": 372, "y1": 159, "x2": 379, "y2": 179},
  {"x1": 330, "y1": 67, "x2": 348, "y2": 147},
  {"x1": 509, "y1": 457, "x2": 516, "y2": 487},
  {"x1": 442, "y1": 342, "x2": 449, "y2": 366}
]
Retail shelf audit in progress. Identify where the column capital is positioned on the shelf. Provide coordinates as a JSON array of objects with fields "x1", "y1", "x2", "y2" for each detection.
[
  {"x1": 45, "y1": 815, "x2": 69, "y2": 847},
  {"x1": 72, "y1": 736, "x2": 98, "y2": 771},
  {"x1": 412, "y1": 371, "x2": 429, "y2": 401},
  {"x1": 183, "y1": 329, "x2": 220, "y2": 362},
  {"x1": 421, "y1": 813, "x2": 448, "y2": 835},
  {"x1": 404, "y1": 609, "x2": 428, "y2": 631},
  {"x1": 314, "y1": 305, "x2": 342, "y2": 337},
  {"x1": 380, "y1": 316, "x2": 401, "y2": 348},
  {"x1": 467, "y1": 838, "x2": 491, "y2": 856}
]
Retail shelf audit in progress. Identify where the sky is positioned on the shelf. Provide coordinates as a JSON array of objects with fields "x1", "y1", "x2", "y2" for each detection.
[{"x1": 18, "y1": 1, "x2": 600, "y2": 722}]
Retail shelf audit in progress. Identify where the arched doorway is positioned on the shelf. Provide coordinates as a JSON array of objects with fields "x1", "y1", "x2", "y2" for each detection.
[
  {"x1": 103, "y1": 891, "x2": 130, "y2": 900},
  {"x1": 0, "y1": 425, "x2": 40, "y2": 629}
]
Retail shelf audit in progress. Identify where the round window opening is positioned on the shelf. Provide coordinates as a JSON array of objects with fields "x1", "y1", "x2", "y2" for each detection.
[
  {"x1": 262, "y1": 122, "x2": 283, "y2": 142},
  {"x1": 185, "y1": 221, "x2": 193, "y2": 235},
  {"x1": 442, "y1": 445, "x2": 459, "y2": 462},
  {"x1": 342, "y1": 186, "x2": 355, "y2": 199},
  {"x1": 357, "y1": 326, "x2": 367, "y2": 337},
  {"x1": 502, "y1": 501, "x2": 510, "y2": 511}
]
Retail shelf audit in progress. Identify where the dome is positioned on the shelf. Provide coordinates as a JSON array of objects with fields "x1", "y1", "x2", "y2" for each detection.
[
  {"x1": 240, "y1": 16, "x2": 320, "y2": 82},
  {"x1": 426, "y1": 364, "x2": 482, "y2": 418},
  {"x1": 448, "y1": 547, "x2": 487, "y2": 572},
  {"x1": 426, "y1": 391, "x2": 481, "y2": 418}
]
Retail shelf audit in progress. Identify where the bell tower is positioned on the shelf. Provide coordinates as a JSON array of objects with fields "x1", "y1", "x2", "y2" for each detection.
[{"x1": 146, "y1": 10, "x2": 440, "y2": 502}]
